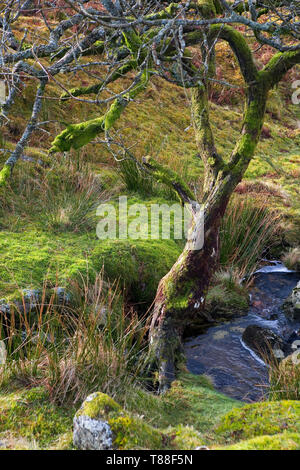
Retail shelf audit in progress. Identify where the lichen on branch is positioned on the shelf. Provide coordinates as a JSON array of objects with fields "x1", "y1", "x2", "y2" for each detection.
[{"x1": 49, "y1": 117, "x2": 106, "y2": 153}]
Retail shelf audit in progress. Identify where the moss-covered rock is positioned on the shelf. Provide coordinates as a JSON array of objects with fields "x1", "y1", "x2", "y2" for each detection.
[
  {"x1": 73, "y1": 392, "x2": 121, "y2": 450},
  {"x1": 216, "y1": 400, "x2": 300, "y2": 443},
  {"x1": 282, "y1": 280, "x2": 300, "y2": 321},
  {"x1": 73, "y1": 377, "x2": 237, "y2": 450},
  {"x1": 1, "y1": 376, "x2": 300, "y2": 450},
  {"x1": 74, "y1": 391, "x2": 168, "y2": 450}
]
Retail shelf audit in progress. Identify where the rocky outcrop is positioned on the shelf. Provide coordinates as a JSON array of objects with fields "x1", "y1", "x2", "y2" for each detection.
[
  {"x1": 74, "y1": 412, "x2": 113, "y2": 450},
  {"x1": 242, "y1": 325, "x2": 288, "y2": 361},
  {"x1": 282, "y1": 281, "x2": 300, "y2": 321}
]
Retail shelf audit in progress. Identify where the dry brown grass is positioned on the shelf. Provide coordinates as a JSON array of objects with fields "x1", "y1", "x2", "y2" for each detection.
[
  {"x1": 1, "y1": 273, "x2": 148, "y2": 405},
  {"x1": 282, "y1": 247, "x2": 300, "y2": 271},
  {"x1": 269, "y1": 354, "x2": 300, "y2": 400}
]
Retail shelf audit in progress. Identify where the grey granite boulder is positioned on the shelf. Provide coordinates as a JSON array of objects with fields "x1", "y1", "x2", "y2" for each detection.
[
  {"x1": 73, "y1": 392, "x2": 121, "y2": 450},
  {"x1": 282, "y1": 281, "x2": 300, "y2": 321},
  {"x1": 73, "y1": 413, "x2": 113, "y2": 450}
]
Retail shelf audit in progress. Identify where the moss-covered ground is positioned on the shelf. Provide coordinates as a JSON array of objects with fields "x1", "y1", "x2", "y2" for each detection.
[{"x1": 0, "y1": 373, "x2": 299, "y2": 450}]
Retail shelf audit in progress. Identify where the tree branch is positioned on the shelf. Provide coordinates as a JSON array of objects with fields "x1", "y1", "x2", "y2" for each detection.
[
  {"x1": 0, "y1": 77, "x2": 47, "y2": 186},
  {"x1": 50, "y1": 67, "x2": 151, "y2": 153},
  {"x1": 142, "y1": 155, "x2": 197, "y2": 205}
]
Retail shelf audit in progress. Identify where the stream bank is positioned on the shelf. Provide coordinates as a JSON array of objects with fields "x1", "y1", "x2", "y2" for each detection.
[{"x1": 184, "y1": 264, "x2": 300, "y2": 402}]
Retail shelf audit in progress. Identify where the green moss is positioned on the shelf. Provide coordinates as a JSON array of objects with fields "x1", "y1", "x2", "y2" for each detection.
[
  {"x1": 220, "y1": 432, "x2": 300, "y2": 450},
  {"x1": 94, "y1": 238, "x2": 181, "y2": 305},
  {"x1": 104, "y1": 97, "x2": 127, "y2": 131},
  {"x1": 74, "y1": 374, "x2": 240, "y2": 450},
  {"x1": 60, "y1": 61, "x2": 137, "y2": 102},
  {"x1": 70, "y1": 372, "x2": 241, "y2": 449},
  {"x1": 74, "y1": 391, "x2": 168, "y2": 450},
  {"x1": 208, "y1": 24, "x2": 258, "y2": 84},
  {"x1": 0, "y1": 164, "x2": 11, "y2": 186},
  {"x1": 51, "y1": 69, "x2": 150, "y2": 154},
  {"x1": 196, "y1": 0, "x2": 218, "y2": 17},
  {"x1": 216, "y1": 401, "x2": 300, "y2": 443},
  {"x1": 0, "y1": 387, "x2": 73, "y2": 448},
  {"x1": 49, "y1": 116, "x2": 105, "y2": 153},
  {"x1": 123, "y1": 372, "x2": 241, "y2": 440},
  {"x1": 60, "y1": 83, "x2": 104, "y2": 101},
  {"x1": 0, "y1": 219, "x2": 180, "y2": 305},
  {"x1": 77, "y1": 392, "x2": 121, "y2": 420},
  {"x1": 143, "y1": 156, "x2": 196, "y2": 202},
  {"x1": 108, "y1": 415, "x2": 164, "y2": 450},
  {"x1": 2, "y1": 376, "x2": 300, "y2": 450},
  {"x1": 261, "y1": 49, "x2": 300, "y2": 88},
  {"x1": 205, "y1": 283, "x2": 249, "y2": 319},
  {"x1": 122, "y1": 31, "x2": 143, "y2": 56},
  {"x1": 148, "y1": 2, "x2": 181, "y2": 19}
]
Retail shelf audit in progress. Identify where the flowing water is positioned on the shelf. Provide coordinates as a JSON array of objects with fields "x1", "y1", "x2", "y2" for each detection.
[{"x1": 184, "y1": 263, "x2": 300, "y2": 402}]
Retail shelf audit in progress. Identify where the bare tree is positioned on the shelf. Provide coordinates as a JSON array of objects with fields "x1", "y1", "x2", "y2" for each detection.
[{"x1": 1, "y1": 0, "x2": 300, "y2": 390}]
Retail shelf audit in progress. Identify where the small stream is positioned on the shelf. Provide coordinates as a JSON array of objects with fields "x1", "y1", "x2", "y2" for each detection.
[{"x1": 184, "y1": 263, "x2": 300, "y2": 403}]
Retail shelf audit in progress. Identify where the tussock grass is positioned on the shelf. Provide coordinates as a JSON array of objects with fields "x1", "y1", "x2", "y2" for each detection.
[
  {"x1": 117, "y1": 157, "x2": 177, "y2": 201},
  {"x1": 268, "y1": 355, "x2": 300, "y2": 401},
  {"x1": 282, "y1": 247, "x2": 300, "y2": 271},
  {"x1": 214, "y1": 268, "x2": 242, "y2": 290},
  {"x1": 0, "y1": 156, "x2": 105, "y2": 233},
  {"x1": 220, "y1": 196, "x2": 282, "y2": 277},
  {"x1": 0, "y1": 273, "x2": 148, "y2": 405},
  {"x1": 118, "y1": 158, "x2": 154, "y2": 196}
]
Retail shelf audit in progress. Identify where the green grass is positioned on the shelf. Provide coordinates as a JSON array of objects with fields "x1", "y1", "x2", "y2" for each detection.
[
  {"x1": 220, "y1": 195, "x2": 283, "y2": 276},
  {"x1": 0, "y1": 230, "x2": 181, "y2": 306},
  {"x1": 220, "y1": 433, "x2": 300, "y2": 450},
  {"x1": 0, "y1": 155, "x2": 183, "y2": 305},
  {"x1": 268, "y1": 355, "x2": 300, "y2": 401},
  {"x1": 1, "y1": 273, "x2": 148, "y2": 408}
]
